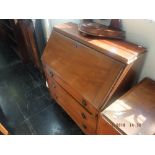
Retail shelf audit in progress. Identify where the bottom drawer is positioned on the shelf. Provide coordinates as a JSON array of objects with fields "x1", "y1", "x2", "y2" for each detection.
[{"x1": 48, "y1": 79, "x2": 97, "y2": 135}]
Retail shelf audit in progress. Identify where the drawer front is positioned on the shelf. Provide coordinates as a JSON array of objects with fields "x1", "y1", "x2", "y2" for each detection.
[
  {"x1": 48, "y1": 77, "x2": 97, "y2": 135},
  {"x1": 97, "y1": 113, "x2": 120, "y2": 135},
  {"x1": 44, "y1": 64, "x2": 98, "y2": 116}
]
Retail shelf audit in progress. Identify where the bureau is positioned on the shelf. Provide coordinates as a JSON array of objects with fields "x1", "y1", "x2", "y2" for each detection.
[{"x1": 41, "y1": 22, "x2": 146, "y2": 134}]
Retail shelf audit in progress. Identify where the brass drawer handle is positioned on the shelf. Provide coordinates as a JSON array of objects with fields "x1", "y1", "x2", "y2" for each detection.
[
  {"x1": 49, "y1": 70, "x2": 53, "y2": 77},
  {"x1": 82, "y1": 99, "x2": 87, "y2": 107},
  {"x1": 53, "y1": 95, "x2": 58, "y2": 100},
  {"x1": 52, "y1": 84, "x2": 56, "y2": 88},
  {"x1": 82, "y1": 124, "x2": 87, "y2": 129},
  {"x1": 81, "y1": 112, "x2": 86, "y2": 119}
]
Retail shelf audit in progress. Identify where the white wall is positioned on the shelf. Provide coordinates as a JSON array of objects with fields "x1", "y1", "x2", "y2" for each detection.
[
  {"x1": 122, "y1": 19, "x2": 155, "y2": 81},
  {"x1": 41, "y1": 19, "x2": 79, "y2": 41},
  {"x1": 50, "y1": 19, "x2": 79, "y2": 27}
]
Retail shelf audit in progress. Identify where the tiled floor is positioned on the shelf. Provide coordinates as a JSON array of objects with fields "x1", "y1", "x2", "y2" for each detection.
[{"x1": 0, "y1": 41, "x2": 83, "y2": 135}]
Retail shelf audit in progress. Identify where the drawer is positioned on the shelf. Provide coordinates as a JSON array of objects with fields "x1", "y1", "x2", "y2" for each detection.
[
  {"x1": 43, "y1": 64, "x2": 98, "y2": 116},
  {"x1": 48, "y1": 78, "x2": 97, "y2": 135}
]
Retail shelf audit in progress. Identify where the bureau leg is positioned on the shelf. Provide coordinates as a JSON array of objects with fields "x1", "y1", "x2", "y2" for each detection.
[{"x1": 0, "y1": 123, "x2": 9, "y2": 135}]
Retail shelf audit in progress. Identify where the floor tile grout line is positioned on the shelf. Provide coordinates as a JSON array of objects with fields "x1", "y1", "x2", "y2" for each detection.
[
  {"x1": 24, "y1": 103, "x2": 53, "y2": 122},
  {"x1": 23, "y1": 104, "x2": 54, "y2": 135},
  {"x1": 14, "y1": 100, "x2": 37, "y2": 135},
  {"x1": 14, "y1": 96, "x2": 54, "y2": 134},
  {"x1": 24, "y1": 119, "x2": 37, "y2": 135}
]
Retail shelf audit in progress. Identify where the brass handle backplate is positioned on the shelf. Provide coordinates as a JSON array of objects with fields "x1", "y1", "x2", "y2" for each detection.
[
  {"x1": 49, "y1": 70, "x2": 53, "y2": 77},
  {"x1": 82, "y1": 124, "x2": 87, "y2": 129},
  {"x1": 82, "y1": 100, "x2": 87, "y2": 106},
  {"x1": 52, "y1": 84, "x2": 56, "y2": 88},
  {"x1": 81, "y1": 113, "x2": 86, "y2": 119}
]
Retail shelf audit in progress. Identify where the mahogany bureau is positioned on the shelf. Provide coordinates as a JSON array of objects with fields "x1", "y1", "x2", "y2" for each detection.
[
  {"x1": 97, "y1": 78, "x2": 155, "y2": 135},
  {"x1": 41, "y1": 22, "x2": 146, "y2": 134}
]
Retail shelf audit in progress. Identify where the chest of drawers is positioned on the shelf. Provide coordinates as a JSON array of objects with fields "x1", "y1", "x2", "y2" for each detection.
[{"x1": 41, "y1": 22, "x2": 146, "y2": 134}]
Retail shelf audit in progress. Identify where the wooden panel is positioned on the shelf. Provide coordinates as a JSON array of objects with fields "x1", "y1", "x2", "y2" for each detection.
[
  {"x1": 48, "y1": 77, "x2": 97, "y2": 135},
  {"x1": 44, "y1": 64, "x2": 98, "y2": 116},
  {"x1": 15, "y1": 20, "x2": 30, "y2": 63},
  {"x1": 42, "y1": 31, "x2": 124, "y2": 111},
  {"x1": 101, "y1": 53, "x2": 146, "y2": 110},
  {"x1": 97, "y1": 113, "x2": 120, "y2": 135},
  {"x1": 102, "y1": 78, "x2": 155, "y2": 135},
  {"x1": 26, "y1": 20, "x2": 42, "y2": 71},
  {"x1": 53, "y1": 22, "x2": 146, "y2": 64}
]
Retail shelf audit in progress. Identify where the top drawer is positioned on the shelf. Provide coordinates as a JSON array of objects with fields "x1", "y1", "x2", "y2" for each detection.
[{"x1": 42, "y1": 31, "x2": 125, "y2": 112}]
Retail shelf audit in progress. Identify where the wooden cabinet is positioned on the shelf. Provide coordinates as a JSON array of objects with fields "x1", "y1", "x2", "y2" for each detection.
[
  {"x1": 5, "y1": 19, "x2": 44, "y2": 72},
  {"x1": 97, "y1": 78, "x2": 155, "y2": 135},
  {"x1": 15, "y1": 20, "x2": 42, "y2": 70},
  {"x1": 42, "y1": 22, "x2": 146, "y2": 134}
]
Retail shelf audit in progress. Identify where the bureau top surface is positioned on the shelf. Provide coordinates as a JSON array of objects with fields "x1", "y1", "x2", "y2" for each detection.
[
  {"x1": 102, "y1": 78, "x2": 155, "y2": 135},
  {"x1": 53, "y1": 22, "x2": 146, "y2": 64}
]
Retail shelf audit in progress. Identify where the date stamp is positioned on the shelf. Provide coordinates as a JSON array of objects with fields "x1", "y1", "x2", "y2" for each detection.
[{"x1": 111, "y1": 122, "x2": 142, "y2": 128}]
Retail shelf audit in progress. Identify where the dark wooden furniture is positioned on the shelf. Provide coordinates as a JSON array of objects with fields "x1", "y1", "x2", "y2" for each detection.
[
  {"x1": 13, "y1": 20, "x2": 41, "y2": 69},
  {"x1": 0, "y1": 20, "x2": 11, "y2": 42},
  {"x1": 4, "y1": 19, "x2": 28, "y2": 63},
  {"x1": 97, "y1": 78, "x2": 155, "y2": 135},
  {"x1": 4, "y1": 19, "x2": 45, "y2": 72},
  {"x1": 18, "y1": 19, "x2": 43, "y2": 71},
  {"x1": 42, "y1": 22, "x2": 146, "y2": 134}
]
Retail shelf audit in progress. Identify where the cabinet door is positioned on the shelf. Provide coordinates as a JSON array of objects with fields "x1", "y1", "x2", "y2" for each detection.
[{"x1": 42, "y1": 31, "x2": 125, "y2": 111}]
